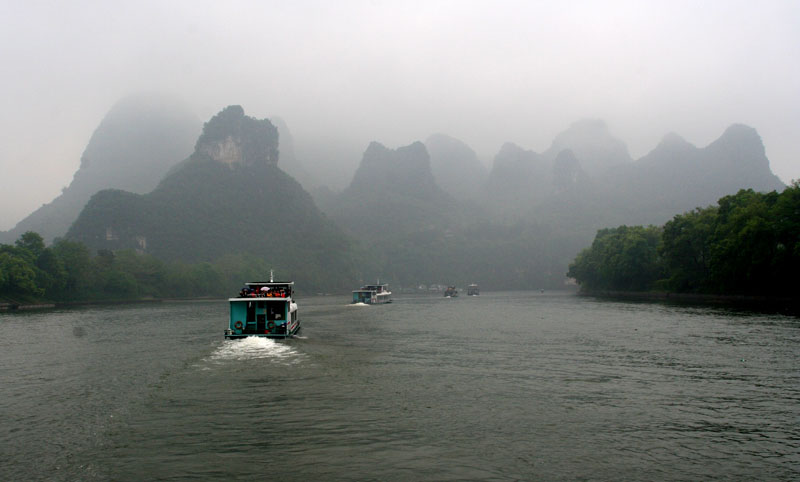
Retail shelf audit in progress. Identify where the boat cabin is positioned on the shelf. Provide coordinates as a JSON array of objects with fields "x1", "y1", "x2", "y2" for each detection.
[{"x1": 352, "y1": 289, "x2": 378, "y2": 304}]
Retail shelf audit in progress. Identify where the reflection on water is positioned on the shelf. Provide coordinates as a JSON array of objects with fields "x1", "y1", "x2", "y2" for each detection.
[{"x1": 1, "y1": 293, "x2": 798, "y2": 481}]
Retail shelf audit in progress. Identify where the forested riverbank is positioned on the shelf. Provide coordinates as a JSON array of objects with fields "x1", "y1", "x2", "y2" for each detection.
[
  {"x1": 0, "y1": 231, "x2": 300, "y2": 305},
  {"x1": 568, "y1": 184, "x2": 800, "y2": 300}
]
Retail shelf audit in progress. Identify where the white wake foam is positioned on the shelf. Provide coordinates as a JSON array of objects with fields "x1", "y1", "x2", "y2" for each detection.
[{"x1": 208, "y1": 336, "x2": 302, "y2": 364}]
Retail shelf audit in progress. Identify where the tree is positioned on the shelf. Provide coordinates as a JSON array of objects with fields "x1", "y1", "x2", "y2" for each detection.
[
  {"x1": 660, "y1": 207, "x2": 717, "y2": 292},
  {"x1": 35, "y1": 248, "x2": 67, "y2": 294},
  {"x1": 0, "y1": 251, "x2": 43, "y2": 298},
  {"x1": 769, "y1": 181, "x2": 800, "y2": 295},
  {"x1": 708, "y1": 189, "x2": 777, "y2": 294},
  {"x1": 568, "y1": 225, "x2": 663, "y2": 291},
  {"x1": 50, "y1": 239, "x2": 92, "y2": 298},
  {"x1": 15, "y1": 231, "x2": 45, "y2": 261}
]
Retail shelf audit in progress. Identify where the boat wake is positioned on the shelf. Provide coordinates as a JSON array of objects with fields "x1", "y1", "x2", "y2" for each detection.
[
  {"x1": 208, "y1": 336, "x2": 303, "y2": 364},
  {"x1": 350, "y1": 302, "x2": 369, "y2": 307}
]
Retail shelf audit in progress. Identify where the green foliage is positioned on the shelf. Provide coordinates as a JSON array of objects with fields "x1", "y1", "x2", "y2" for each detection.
[
  {"x1": 0, "y1": 229, "x2": 357, "y2": 302},
  {"x1": 568, "y1": 225, "x2": 663, "y2": 291},
  {"x1": 0, "y1": 250, "x2": 44, "y2": 298},
  {"x1": 661, "y1": 207, "x2": 717, "y2": 292},
  {"x1": 570, "y1": 184, "x2": 800, "y2": 296},
  {"x1": 15, "y1": 232, "x2": 45, "y2": 260},
  {"x1": 50, "y1": 239, "x2": 92, "y2": 297}
]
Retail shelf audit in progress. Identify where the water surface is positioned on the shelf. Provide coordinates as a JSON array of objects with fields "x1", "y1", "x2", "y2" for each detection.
[{"x1": 1, "y1": 292, "x2": 798, "y2": 480}]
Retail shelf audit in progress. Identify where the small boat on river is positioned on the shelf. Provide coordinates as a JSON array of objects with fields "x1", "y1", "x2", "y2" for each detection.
[
  {"x1": 444, "y1": 286, "x2": 458, "y2": 297},
  {"x1": 467, "y1": 284, "x2": 480, "y2": 296},
  {"x1": 352, "y1": 282, "x2": 392, "y2": 304},
  {"x1": 225, "y1": 273, "x2": 300, "y2": 339}
]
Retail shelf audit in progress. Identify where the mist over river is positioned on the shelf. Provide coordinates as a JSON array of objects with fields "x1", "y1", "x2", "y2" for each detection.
[{"x1": 1, "y1": 292, "x2": 798, "y2": 480}]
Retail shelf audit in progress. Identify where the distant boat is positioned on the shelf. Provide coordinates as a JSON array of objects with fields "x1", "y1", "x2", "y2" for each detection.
[
  {"x1": 467, "y1": 284, "x2": 479, "y2": 296},
  {"x1": 225, "y1": 273, "x2": 300, "y2": 339},
  {"x1": 444, "y1": 286, "x2": 458, "y2": 298},
  {"x1": 352, "y1": 282, "x2": 392, "y2": 304}
]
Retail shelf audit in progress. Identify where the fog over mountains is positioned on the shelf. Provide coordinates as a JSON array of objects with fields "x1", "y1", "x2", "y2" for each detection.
[
  {"x1": 0, "y1": 96, "x2": 787, "y2": 289},
  {"x1": 0, "y1": 94, "x2": 200, "y2": 244}
]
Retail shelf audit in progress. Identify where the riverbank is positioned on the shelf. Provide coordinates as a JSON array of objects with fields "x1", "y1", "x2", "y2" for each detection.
[
  {"x1": 579, "y1": 290, "x2": 800, "y2": 315},
  {"x1": 0, "y1": 296, "x2": 232, "y2": 312},
  {"x1": 0, "y1": 302, "x2": 57, "y2": 311},
  {"x1": 1, "y1": 298, "x2": 163, "y2": 312}
]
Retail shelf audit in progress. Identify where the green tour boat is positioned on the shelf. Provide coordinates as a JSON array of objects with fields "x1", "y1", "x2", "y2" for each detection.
[{"x1": 225, "y1": 273, "x2": 300, "y2": 339}]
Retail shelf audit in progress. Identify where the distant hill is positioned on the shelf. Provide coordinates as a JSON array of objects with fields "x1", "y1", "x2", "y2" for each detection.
[
  {"x1": 542, "y1": 119, "x2": 632, "y2": 175},
  {"x1": 40, "y1": 102, "x2": 789, "y2": 293},
  {"x1": 599, "y1": 124, "x2": 786, "y2": 225},
  {"x1": 424, "y1": 133, "x2": 487, "y2": 201},
  {"x1": 0, "y1": 93, "x2": 200, "y2": 244},
  {"x1": 324, "y1": 141, "x2": 462, "y2": 239},
  {"x1": 484, "y1": 142, "x2": 551, "y2": 219},
  {"x1": 479, "y1": 121, "x2": 784, "y2": 227},
  {"x1": 271, "y1": 116, "x2": 316, "y2": 189},
  {"x1": 65, "y1": 105, "x2": 356, "y2": 289}
]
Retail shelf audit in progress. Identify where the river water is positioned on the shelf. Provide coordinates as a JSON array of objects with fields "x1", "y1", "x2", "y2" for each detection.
[{"x1": 1, "y1": 291, "x2": 798, "y2": 480}]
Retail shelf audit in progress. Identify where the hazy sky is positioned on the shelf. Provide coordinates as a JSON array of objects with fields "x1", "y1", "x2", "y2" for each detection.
[{"x1": 1, "y1": 0, "x2": 798, "y2": 231}]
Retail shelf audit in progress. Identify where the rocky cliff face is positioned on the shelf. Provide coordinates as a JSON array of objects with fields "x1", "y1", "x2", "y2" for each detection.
[
  {"x1": 0, "y1": 93, "x2": 200, "y2": 244},
  {"x1": 193, "y1": 105, "x2": 279, "y2": 167}
]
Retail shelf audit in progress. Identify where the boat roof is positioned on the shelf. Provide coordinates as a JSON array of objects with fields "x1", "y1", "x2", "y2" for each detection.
[
  {"x1": 229, "y1": 297, "x2": 291, "y2": 301},
  {"x1": 245, "y1": 281, "x2": 294, "y2": 286}
]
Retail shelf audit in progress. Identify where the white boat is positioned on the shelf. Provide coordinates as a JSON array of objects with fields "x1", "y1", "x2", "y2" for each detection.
[{"x1": 352, "y1": 282, "x2": 392, "y2": 304}]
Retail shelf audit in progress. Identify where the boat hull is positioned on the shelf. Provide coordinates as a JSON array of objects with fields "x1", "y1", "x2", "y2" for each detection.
[{"x1": 362, "y1": 295, "x2": 392, "y2": 305}]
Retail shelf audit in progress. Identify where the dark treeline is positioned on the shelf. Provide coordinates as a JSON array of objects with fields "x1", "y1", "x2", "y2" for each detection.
[
  {"x1": 0, "y1": 231, "x2": 328, "y2": 303},
  {"x1": 568, "y1": 183, "x2": 800, "y2": 296}
]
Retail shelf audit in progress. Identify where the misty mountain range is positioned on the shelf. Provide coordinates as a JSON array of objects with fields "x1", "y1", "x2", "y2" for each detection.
[
  {"x1": 0, "y1": 94, "x2": 201, "y2": 244},
  {"x1": 0, "y1": 94, "x2": 786, "y2": 290}
]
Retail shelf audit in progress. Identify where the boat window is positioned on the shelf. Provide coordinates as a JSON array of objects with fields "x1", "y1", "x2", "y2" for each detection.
[
  {"x1": 266, "y1": 301, "x2": 285, "y2": 320},
  {"x1": 246, "y1": 301, "x2": 256, "y2": 322}
]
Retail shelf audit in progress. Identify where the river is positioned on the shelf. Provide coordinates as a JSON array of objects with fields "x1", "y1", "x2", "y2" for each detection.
[{"x1": 1, "y1": 291, "x2": 798, "y2": 480}]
